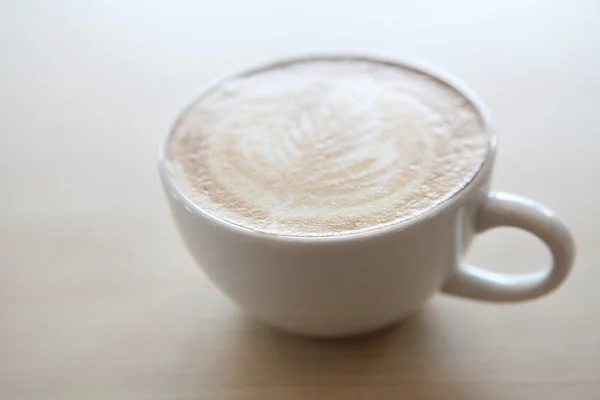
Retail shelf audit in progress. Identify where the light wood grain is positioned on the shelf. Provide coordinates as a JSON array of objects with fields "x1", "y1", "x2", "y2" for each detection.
[{"x1": 1, "y1": 1, "x2": 599, "y2": 399}]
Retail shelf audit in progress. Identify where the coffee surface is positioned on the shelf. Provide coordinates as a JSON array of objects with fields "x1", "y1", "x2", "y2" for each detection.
[{"x1": 167, "y1": 58, "x2": 489, "y2": 237}]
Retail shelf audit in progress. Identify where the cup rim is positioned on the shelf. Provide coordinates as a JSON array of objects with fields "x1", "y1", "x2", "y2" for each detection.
[{"x1": 158, "y1": 53, "x2": 498, "y2": 243}]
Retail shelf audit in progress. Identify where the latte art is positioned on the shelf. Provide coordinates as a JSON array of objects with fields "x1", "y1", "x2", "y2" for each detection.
[{"x1": 168, "y1": 59, "x2": 489, "y2": 237}]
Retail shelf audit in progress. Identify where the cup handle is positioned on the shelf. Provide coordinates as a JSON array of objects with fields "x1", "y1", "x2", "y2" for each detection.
[{"x1": 442, "y1": 192, "x2": 575, "y2": 302}]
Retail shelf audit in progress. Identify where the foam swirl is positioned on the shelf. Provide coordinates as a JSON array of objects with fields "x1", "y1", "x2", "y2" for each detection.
[{"x1": 169, "y1": 59, "x2": 489, "y2": 237}]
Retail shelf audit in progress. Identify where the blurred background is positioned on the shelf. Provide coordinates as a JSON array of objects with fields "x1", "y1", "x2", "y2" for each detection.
[{"x1": 1, "y1": 1, "x2": 599, "y2": 399}]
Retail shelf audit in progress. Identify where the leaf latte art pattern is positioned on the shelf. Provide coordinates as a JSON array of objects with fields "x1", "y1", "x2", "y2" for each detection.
[{"x1": 168, "y1": 59, "x2": 489, "y2": 237}]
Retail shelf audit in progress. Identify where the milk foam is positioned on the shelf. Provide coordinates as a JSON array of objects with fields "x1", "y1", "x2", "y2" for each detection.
[{"x1": 168, "y1": 59, "x2": 489, "y2": 237}]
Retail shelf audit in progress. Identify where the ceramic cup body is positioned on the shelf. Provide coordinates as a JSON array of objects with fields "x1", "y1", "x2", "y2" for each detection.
[{"x1": 159, "y1": 55, "x2": 574, "y2": 337}]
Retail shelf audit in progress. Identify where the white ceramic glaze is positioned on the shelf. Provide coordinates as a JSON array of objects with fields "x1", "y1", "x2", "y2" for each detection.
[{"x1": 159, "y1": 55, "x2": 575, "y2": 337}]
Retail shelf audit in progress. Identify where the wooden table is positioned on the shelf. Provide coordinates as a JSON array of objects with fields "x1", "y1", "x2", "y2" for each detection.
[{"x1": 1, "y1": 1, "x2": 599, "y2": 398}]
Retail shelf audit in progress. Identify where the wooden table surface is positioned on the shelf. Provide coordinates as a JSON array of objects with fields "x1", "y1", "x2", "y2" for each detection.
[{"x1": 1, "y1": 1, "x2": 599, "y2": 399}]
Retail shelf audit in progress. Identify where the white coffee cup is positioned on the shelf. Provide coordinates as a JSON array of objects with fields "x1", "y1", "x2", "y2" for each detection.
[{"x1": 159, "y1": 55, "x2": 575, "y2": 338}]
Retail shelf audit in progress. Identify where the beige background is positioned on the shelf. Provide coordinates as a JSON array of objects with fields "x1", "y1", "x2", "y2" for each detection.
[{"x1": 1, "y1": 1, "x2": 599, "y2": 399}]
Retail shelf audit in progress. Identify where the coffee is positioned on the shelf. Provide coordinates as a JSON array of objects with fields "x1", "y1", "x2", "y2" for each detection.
[{"x1": 167, "y1": 58, "x2": 490, "y2": 237}]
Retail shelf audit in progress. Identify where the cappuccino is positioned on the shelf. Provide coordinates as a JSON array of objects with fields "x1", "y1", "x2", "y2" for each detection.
[{"x1": 167, "y1": 58, "x2": 490, "y2": 237}]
